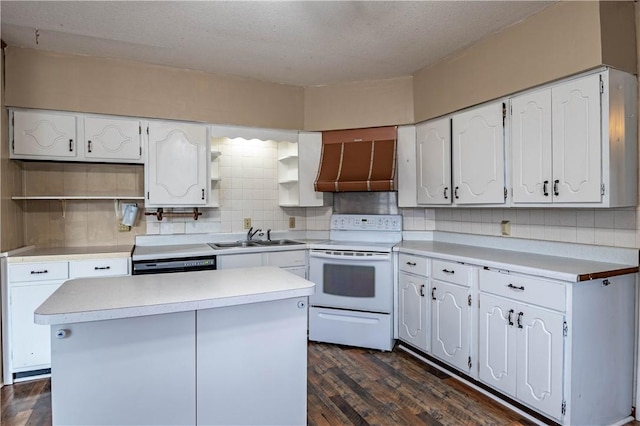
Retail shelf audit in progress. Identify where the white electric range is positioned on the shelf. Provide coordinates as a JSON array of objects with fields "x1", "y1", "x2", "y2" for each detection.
[{"x1": 308, "y1": 214, "x2": 402, "y2": 351}]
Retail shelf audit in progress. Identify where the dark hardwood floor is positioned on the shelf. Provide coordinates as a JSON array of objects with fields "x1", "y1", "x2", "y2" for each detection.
[{"x1": 2, "y1": 342, "x2": 639, "y2": 426}]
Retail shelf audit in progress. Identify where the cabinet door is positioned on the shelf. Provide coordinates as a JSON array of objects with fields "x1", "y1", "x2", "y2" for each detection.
[
  {"x1": 416, "y1": 118, "x2": 452, "y2": 205},
  {"x1": 430, "y1": 280, "x2": 470, "y2": 372},
  {"x1": 511, "y1": 89, "x2": 553, "y2": 204},
  {"x1": 398, "y1": 273, "x2": 428, "y2": 351},
  {"x1": 551, "y1": 74, "x2": 602, "y2": 203},
  {"x1": 147, "y1": 122, "x2": 208, "y2": 206},
  {"x1": 515, "y1": 304, "x2": 564, "y2": 420},
  {"x1": 12, "y1": 110, "x2": 77, "y2": 158},
  {"x1": 452, "y1": 102, "x2": 505, "y2": 204},
  {"x1": 11, "y1": 281, "x2": 64, "y2": 369},
  {"x1": 84, "y1": 116, "x2": 142, "y2": 162},
  {"x1": 478, "y1": 293, "x2": 517, "y2": 397}
]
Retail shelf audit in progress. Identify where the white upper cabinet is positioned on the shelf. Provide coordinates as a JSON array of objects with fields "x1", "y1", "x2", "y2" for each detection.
[
  {"x1": 452, "y1": 101, "x2": 506, "y2": 205},
  {"x1": 146, "y1": 121, "x2": 209, "y2": 207},
  {"x1": 397, "y1": 125, "x2": 418, "y2": 207},
  {"x1": 511, "y1": 88, "x2": 552, "y2": 203},
  {"x1": 511, "y1": 69, "x2": 637, "y2": 207},
  {"x1": 11, "y1": 110, "x2": 77, "y2": 159},
  {"x1": 551, "y1": 74, "x2": 602, "y2": 203},
  {"x1": 84, "y1": 116, "x2": 142, "y2": 162},
  {"x1": 10, "y1": 109, "x2": 145, "y2": 164},
  {"x1": 288, "y1": 132, "x2": 326, "y2": 207},
  {"x1": 416, "y1": 117, "x2": 452, "y2": 205}
]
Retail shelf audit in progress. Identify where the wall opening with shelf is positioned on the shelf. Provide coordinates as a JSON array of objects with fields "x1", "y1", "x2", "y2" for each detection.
[{"x1": 15, "y1": 162, "x2": 145, "y2": 248}]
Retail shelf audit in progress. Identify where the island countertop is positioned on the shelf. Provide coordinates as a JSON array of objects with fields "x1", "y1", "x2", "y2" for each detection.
[{"x1": 35, "y1": 266, "x2": 315, "y2": 325}]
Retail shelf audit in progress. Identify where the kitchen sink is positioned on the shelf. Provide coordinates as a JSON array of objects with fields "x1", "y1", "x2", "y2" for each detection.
[
  {"x1": 253, "y1": 239, "x2": 304, "y2": 246},
  {"x1": 208, "y1": 241, "x2": 259, "y2": 249}
]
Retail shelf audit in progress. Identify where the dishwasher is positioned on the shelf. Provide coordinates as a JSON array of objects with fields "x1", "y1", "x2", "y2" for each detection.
[{"x1": 131, "y1": 243, "x2": 217, "y2": 275}]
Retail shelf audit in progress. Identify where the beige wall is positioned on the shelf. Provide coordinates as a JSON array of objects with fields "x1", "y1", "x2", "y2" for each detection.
[
  {"x1": 19, "y1": 162, "x2": 145, "y2": 248},
  {"x1": 304, "y1": 76, "x2": 414, "y2": 131},
  {"x1": 5, "y1": 48, "x2": 305, "y2": 130},
  {"x1": 413, "y1": 1, "x2": 608, "y2": 122},
  {"x1": 600, "y1": 1, "x2": 637, "y2": 73}
]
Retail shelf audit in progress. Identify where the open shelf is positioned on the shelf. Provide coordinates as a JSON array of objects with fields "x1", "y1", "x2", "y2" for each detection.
[{"x1": 12, "y1": 196, "x2": 144, "y2": 200}]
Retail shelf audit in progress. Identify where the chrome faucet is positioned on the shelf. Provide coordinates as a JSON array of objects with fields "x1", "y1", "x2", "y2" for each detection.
[{"x1": 247, "y1": 227, "x2": 262, "y2": 240}]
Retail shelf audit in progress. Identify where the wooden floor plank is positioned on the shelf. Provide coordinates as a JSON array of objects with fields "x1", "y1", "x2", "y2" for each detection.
[{"x1": 3, "y1": 342, "x2": 639, "y2": 426}]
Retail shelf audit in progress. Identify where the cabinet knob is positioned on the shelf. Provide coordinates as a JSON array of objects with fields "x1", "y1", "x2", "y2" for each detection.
[{"x1": 56, "y1": 329, "x2": 70, "y2": 339}]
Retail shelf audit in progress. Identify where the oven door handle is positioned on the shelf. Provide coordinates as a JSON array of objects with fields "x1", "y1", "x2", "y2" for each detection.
[{"x1": 309, "y1": 251, "x2": 391, "y2": 261}]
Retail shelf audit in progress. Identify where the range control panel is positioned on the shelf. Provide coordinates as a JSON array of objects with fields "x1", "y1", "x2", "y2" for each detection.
[{"x1": 330, "y1": 214, "x2": 402, "y2": 231}]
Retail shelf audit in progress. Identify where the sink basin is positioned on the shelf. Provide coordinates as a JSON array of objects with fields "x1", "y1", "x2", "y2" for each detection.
[
  {"x1": 208, "y1": 241, "x2": 259, "y2": 249},
  {"x1": 253, "y1": 239, "x2": 304, "y2": 246}
]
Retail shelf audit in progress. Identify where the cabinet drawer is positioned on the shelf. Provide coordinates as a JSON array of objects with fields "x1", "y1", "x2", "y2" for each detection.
[
  {"x1": 265, "y1": 250, "x2": 306, "y2": 268},
  {"x1": 69, "y1": 258, "x2": 129, "y2": 278},
  {"x1": 479, "y1": 269, "x2": 565, "y2": 311},
  {"x1": 398, "y1": 253, "x2": 429, "y2": 276},
  {"x1": 9, "y1": 262, "x2": 69, "y2": 283},
  {"x1": 432, "y1": 259, "x2": 471, "y2": 286}
]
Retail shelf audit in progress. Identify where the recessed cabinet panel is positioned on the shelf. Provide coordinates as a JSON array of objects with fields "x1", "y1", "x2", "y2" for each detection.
[
  {"x1": 147, "y1": 122, "x2": 208, "y2": 206},
  {"x1": 430, "y1": 280, "x2": 470, "y2": 372},
  {"x1": 84, "y1": 117, "x2": 142, "y2": 162},
  {"x1": 551, "y1": 74, "x2": 602, "y2": 203},
  {"x1": 417, "y1": 118, "x2": 451, "y2": 205},
  {"x1": 398, "y1": 273, "x2": 428, "y2": 351},
  {"x1": 516, "y1": 305, "x2": 564, "y2": 419},
  {"x1": 452, "y1": 102, "x2": 505, "y2": 204},
  {"x1": 12, "y1": 110, "x2": 77, "y2": 158},
  {"x1": 479, "y1": 293, "x2": 517, "y2": 397},
  {"x1": 511, "y1": 89, "x2": 552, "y2": 203}
]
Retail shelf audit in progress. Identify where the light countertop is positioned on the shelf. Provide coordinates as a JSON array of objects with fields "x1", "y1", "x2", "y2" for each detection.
[
  {"x1": 7, "y1": 245, "x2": 133, "y2": 263},
  {"x1": 35, "y1": 266, "x2": 315, "y2": 325},
  {"x1": 396, "y1": 240, "x2": 638, "y2": 282}
]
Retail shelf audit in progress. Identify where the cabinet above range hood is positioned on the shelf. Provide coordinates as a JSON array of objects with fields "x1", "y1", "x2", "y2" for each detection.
[{"x1": 314, "y1": 126, "x2": 397, "y2": 192}]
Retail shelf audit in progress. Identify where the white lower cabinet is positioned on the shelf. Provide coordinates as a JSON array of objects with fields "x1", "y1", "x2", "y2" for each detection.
[
  {"x1": 479, "y1": 293, "x2": 563, "y2": 419},
  {"x1": 398, "y1": 272, "x2": 429, "y2": 351},
  {"x1": 398, "y1": 253, "x2": 430, "y2": 351},
  {"x1": 217, "y1": 249, "x2": 307, "y2": 278},
  {"x1": 431, "y1": 279, "x2": 472, "y2": 373},
  {"x1": 3, "y1": 257, "x2": 130, "y2": 384}
]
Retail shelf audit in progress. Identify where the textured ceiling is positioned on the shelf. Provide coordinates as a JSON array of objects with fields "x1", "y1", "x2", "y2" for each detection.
[{"x1": 1, "y1": 1, "x2": 553, "y2": 87}]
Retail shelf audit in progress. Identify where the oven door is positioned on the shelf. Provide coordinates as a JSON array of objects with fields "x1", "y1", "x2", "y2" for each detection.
[{"x1": 308, "y1": 249, "x2": 392, "y2": 314}]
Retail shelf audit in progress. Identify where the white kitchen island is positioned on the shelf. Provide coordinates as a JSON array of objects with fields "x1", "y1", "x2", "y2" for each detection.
[{"x1": 35, "y1": 266, "x2": 314, "y2": 426}]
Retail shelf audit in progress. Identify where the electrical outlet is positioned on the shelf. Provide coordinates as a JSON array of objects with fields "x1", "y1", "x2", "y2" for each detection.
[
  {"x1": 244, "y1": 218, "x2": 252, "y2": 229},
  {"x1": 289, "y1": 217, "x2": 296, "y2": 228},
  {"x1": 118, "y1": 223, "x2": 131, "y2": 232},
  {"x1": 500, "y1": 220, "x2": 511, "y2": 236}
]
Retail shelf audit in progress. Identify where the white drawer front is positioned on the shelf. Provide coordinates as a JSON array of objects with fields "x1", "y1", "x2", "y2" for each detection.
[
  {"x1": 432, "y1": 259, "x2": 472, "y2": 287},
  {"x1": 265, "y1": 250, "x2": 306, "y2": 268},
  {"x1": 479, "y1": 269, "x2": 565, "y2": 311},
  {"x1": 69, "y1": 258, "x2": 129, "y2": 278},
  {"x1": 398, "y1": 253, "x2": 429, "y2": 276},
  {"x1": 9, "y1": 262, "x2": 69, "y2": 283}
]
